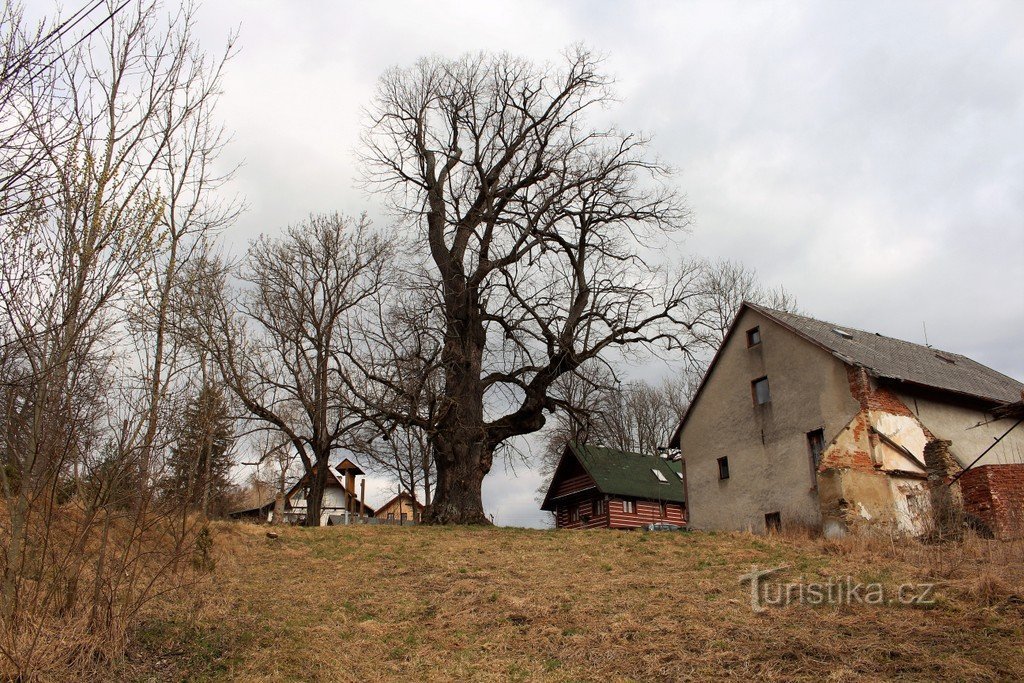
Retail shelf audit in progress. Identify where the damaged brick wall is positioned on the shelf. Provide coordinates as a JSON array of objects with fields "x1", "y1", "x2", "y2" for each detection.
[
  {"x1": 959, "y1": 464, "x2": 1024, "y2": 539},
  {"x1": 816, "y1": 367, "x2": 939, "y2": 537},
  {"x1": 923, "y1": 439, "x2": 964, "y2": 537}
]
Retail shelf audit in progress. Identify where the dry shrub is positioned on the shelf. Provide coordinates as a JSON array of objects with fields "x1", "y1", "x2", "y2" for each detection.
[
  {"x1": 966, "y1": 572, "x2": 1016, "y2": 607},
  {"x1": 0, "y1": 501, "x2": 211, "y2": 680}
]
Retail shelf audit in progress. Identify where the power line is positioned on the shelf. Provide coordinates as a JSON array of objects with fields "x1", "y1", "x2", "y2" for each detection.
[
  {"x1": 34, "y1": 0, "x2": 106, "y2": 55},
  {"x1": 2, "y1": 0, "x2": 103, "y2": 84},
  {"x1": 30, "y1": 0, "x2": 132, "y2": 80}
]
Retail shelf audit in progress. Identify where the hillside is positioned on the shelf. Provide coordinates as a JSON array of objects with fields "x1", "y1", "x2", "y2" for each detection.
[{"x1": 126, "y1": 523, "x2": 1024, "y2": 682}]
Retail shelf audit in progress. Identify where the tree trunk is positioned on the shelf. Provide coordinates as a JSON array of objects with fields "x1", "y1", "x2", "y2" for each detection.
[
  {"x1": 304, "y1": 451, "x2": 331, "y2": 526},
  {"x1": 427, "y1": 438, "x2": 490, "y2": 524}
]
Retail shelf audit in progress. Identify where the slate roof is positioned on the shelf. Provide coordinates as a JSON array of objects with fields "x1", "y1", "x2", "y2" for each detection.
[
  {"x1": 671, "y1": 302, "x2": 1024, "y2": 447},
  {"x1": 747, "y1": 303, "x2": 1024, "y2": 404},
  {"x1": 543, "y1": 443, "x2": 685, "y2": 509}
]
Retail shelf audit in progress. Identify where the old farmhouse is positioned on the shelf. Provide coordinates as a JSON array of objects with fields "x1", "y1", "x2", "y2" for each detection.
[
  {"x1": 672, "y1": 303, "x2": 1024, "y2": 538},
  {"x1": 541, "y1": 443, "x2": 687, "y2": 529},
  {"x1": 375, "y1": 492, "x2": 425, "y2": 524}
]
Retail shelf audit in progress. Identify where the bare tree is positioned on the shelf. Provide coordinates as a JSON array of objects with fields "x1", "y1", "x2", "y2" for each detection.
[
  {"x1": 692, "y1": 258, "x2": 797, "y2": 357},
  {"x1": 538, "y1": 363, "x2": 697, "y2": 487},
  {"x1": 0, "y1": 2, "x2": 236, "y2": 674},
  {"x1": 187, "y1": 214, "x2": 392, "y2": 526},
  {"x1": 357, "y1": 48, "x2": 708, "y2": 524},
  {"x1": 355, "y1": 423, "x2": 435, "y2": 511}
]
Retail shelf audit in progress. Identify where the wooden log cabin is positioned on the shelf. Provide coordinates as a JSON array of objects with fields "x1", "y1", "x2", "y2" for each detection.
[{"x1": 541, "y1": 443, "x2": 687, "y2": 529}]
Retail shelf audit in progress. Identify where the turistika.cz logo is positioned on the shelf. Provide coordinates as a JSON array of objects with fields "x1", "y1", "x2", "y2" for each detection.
[{"x1": 738, "y1": 566, "x2": 936, "y2": 612}]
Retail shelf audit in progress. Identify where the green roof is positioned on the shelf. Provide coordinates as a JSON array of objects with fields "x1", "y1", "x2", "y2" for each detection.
[{"x1": 545, "y1": 443, "x2": 685, "y2": 507}]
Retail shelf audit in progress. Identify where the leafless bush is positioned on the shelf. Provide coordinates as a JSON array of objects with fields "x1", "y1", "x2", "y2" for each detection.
[{"x1": 0, "y1": 1, "x2": 235, "y2": 677}]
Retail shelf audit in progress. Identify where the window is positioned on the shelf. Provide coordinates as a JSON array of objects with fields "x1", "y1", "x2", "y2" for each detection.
[
  {"x1": 400, "y1": 513, "x2": 408, "y2": 522},
  {"x1": 594, "y1": 498, "x2": 605, "y2": 515},
  {"x1": 570, "y1": 506, "x2": 580, "y2": 522},
  {"x1": 652, "y1": 468, "x2": 668, "y2": 483},
  {"x1": 746, "y1": 326, "x2": 761, "y2": 347},
  {"x1": 752, "y1": 376, "x2": 771, "y2": 405},
  {"x1": 765, "y1": 512, "x2": 781, "y2": 533},
  {"x1": 660, "y1": 502, "x2": 668, "y2": 518},
  {"x1": 717, "y1": 456, "x2": 730, "y2": 480},
  {"x1": 387, "y1": 512, "x2": 395, "y2": 521},
  {"x1": 807, "y1": 428, "x2": 825, "y2": 470},
  {"x1": 622, "y1": 500, "x2": 636, "y2": 514}
]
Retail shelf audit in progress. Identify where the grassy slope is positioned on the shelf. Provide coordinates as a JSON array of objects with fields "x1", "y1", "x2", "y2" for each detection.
[{"x1": 129, "y1": 523, "x2": 1024, "y2": 682}]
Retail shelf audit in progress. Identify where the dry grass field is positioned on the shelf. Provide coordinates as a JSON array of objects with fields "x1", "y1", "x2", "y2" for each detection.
[{"x1": 122, "y1": 522, "x2": 1024, "y2": 682}]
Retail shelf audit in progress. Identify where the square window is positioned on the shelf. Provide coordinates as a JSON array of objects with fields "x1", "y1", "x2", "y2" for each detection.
[
  {"x1": 752, "y1": 376, "x2": 771, "y2": 405},
  {"x1": 765, "y1": 512, "x2": 781, "y2": 533},
  {"x1": 746, "y1": 326, "x2": 761, "y2": 347},
  {"x1": 717, "y1": 456, "x2": 730, "y2": 480}
]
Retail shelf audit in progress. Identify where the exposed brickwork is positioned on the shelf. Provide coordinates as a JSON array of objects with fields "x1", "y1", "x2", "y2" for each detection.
[
  {"x1": 923, "y1": 439, "x2": 964, "y2": 537},
  {"x1": 959, "y1": 464, "x2": 1024, "y2": 539},
  {"x1": 846, "y1": 366, "x2": 932, "y2": 427},
  {"x1": 818, "y1": 412, "x2": 875, "y2": 471}
]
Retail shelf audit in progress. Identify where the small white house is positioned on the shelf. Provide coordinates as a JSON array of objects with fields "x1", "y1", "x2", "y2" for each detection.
[{"x1": 275, "y1": 459, "x2": 375, "y2": 526}]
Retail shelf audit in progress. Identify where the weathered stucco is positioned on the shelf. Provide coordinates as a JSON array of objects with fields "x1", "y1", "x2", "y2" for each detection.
[
  {"x1": 894, "y1": 390, "x2": 1024, "y2": 469},
  {"x1": 677, "y1": 306, "x2": 1024, "y2": 538},
  {"x1": 678, "y1": 308, "x2": 861, "y2": 532}
]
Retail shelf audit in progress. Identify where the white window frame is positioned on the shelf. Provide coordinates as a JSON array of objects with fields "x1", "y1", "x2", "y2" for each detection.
[{"x1": 622, "y1": 500, "x2": 636, "y2": 514}]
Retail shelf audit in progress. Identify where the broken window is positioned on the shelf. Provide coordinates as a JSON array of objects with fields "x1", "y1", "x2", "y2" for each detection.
[
  {"x1": 752, "y1": 376, "x2": 771, "y2": 405},
  {"x1": 765, "y1": 512, "x2": 781, "y2": 533},
  {"x1": 807, "y1": 428, "x2": 825, "y2": 470},
  {"x1": 717, "y1": 456, "x2": 730, "y2": 480},
  {"x1": 746, "y1": 326, "x2": 761, "y2": 347}
]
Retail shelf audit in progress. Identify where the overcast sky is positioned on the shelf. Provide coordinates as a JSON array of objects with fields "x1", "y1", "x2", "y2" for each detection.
[{"x1": 46, "y1": 1, "x2": 1024, "y2": 526}]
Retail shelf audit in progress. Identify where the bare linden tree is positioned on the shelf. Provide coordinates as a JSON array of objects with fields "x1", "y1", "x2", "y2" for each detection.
[{"x1": 357, "y1": 48, "x2": 709, "y2": 524}]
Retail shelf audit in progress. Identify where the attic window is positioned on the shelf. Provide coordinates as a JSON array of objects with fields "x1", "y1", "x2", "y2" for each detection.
[
  {"x1": 832, "y1": 328, "x2": 853, "y2": 340},
  {"x1": 652, "y1": 468, "x2": 668, "y2": 483},
  {"x1": 746, "y1": 326, "x2": 761, "y2": 347},
  {"x1": 934, "y1": 352, "x2": 956, "y2": 364}
]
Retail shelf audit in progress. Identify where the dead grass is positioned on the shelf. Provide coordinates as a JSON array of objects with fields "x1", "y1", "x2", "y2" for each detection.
[{"x1": 120, "y1": 523, "x2": 1024, "y2": 682}]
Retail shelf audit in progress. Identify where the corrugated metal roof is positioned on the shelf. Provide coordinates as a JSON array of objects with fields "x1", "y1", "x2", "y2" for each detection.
[
  {"x1": 568, "y1": 443, "x2": 685, "y2": 504},
  {"x1": 748, "y1": 303, "x2": 1023, "y2": 403}
]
